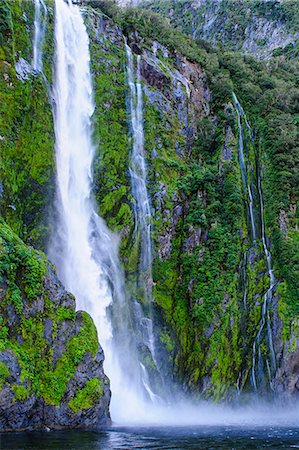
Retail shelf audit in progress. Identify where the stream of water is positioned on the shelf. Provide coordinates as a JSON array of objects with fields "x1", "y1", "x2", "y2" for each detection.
[
  {"x1": 48, "y1": 0, "x2": 167, "y2": 423},
  {"x1": 32, "y1": 0, "x2": 47, "y2": 73},
  {"x1": 233, "y1": 93, "x2": 277, "y2": 392}
]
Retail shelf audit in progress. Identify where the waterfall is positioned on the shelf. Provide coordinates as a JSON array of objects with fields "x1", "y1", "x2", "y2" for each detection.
[
  {"x1": 125, "y1": 43, "x2": 161, "y2": 374},
  {"x1": 32, "y1": 0, "x2": 47, "y2": 72},
  {"x1": 233, "y1": 93, "x2": 277, "y2": 392},
  {"x1": 233, "y1": 93, "x2": 256, "y2": 241},
  {"x1": 50, "y1": 0, "x2": 163, "y2": 423},
  {"x1": 252, "y1": 172, "x2": 277, "y2": 390},
  {"x1": 126, "y1": 44, "x2": 153, "y2": 302}
]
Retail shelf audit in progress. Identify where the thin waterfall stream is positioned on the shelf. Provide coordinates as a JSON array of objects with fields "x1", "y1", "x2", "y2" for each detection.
[
  {"x1": 233, "y1": 93, "x2": 256, "y2": 242},
  {"x1": 32, "y1": 0, "x2": 47, "y2": 73},
  {"x1": 125, "y1": 43, "x2": 162, "y2": 391},
  {"x1": 233, "y1": 93, "x2": 277, "y2": 392}
]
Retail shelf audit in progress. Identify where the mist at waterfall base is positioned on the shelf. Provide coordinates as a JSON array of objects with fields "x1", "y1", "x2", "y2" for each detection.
[{"x1": 43, "y1": 0, "x2": 299, "y2": 429}]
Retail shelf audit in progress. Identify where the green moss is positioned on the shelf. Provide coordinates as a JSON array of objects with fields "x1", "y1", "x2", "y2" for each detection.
[
  {"x1": 12, "y1": 384, "x2": 30, "y2": 401},
  {"x1": 56, "y1": 307, "x2": 76, "y2": 322},
  {"x1": 0, "y1": 1, "x2": 54, "y2": 249},
  {"x1": 0, "y1": 361, "x2": 10, "y2": 389},
  {"x1": 0, "y1": 221, "x2": 100, "y2": 407},
  {"x1": 68, "y1": 378, "x2": 103, "y2": 413},
  {"x1": 35, "y1": 312, "x2": 99, "y2": 406}
]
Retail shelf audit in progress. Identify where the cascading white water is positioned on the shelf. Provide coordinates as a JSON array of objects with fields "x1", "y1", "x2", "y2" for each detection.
[
  {"x1": 126, "y1": 44, "x2": 152, "y2": 300},
  {"x1": 50, "y1": 0, "x2": 164, "y2": 423},
  {"x1": 252, "y1": 172, "x2": 277, "y2": 390},
  {"x1": 233, "y1": 93, "x2": 256, "y2": 242},
  {"x1": 35, "y1": 0, "x2": 292, "y2": 425},
  {"x1": 50, "y1": 0, "x2": 127, "y2": 421},
  {"x1": 233, "y1": 93, "x2": 276, "y2": 391},
  {"x1": 126, "y1": 44, "x2": 160, "y2": 376},
  {"x1": 32, "y1": 0, "x2": 47, "y2": 72}
]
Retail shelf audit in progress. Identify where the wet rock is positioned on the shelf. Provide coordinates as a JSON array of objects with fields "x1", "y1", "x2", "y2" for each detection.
[
  {"x1": 24, "y1": 296, "x2": 44, "y2": 318},
  {"x1": 5, "y1": 304, "x2": 19, "y2": 328},
  {"x1": 158, "y1": 234, "x2": 172, "y2": 260},
  {"x1": 0, "y1": 350, "x2": 21, "y2": 383},
  {"x1": 274, "y1": 339, "x2": 299, "y2": 398},
  {"x1": 141, "y1": 56, "x2": 171, "y2": 91},
  {"x1": 0, "y1": 252, "x2": 110, "y2": 431},
  {"x1": 183, "y1": 227, "x2": 202, "y2": 253},
  {"x1": 222, "y1": 126, "x2": 235, "y2": 160},
  {"x1": 279, "y1": 210, "x2": 289, "y2": 236},
  {"x1": 205, "y1": 322, "x2": 214, "y2": 338},
  {"x1": 143, "y1": 85, "x2": 171, "y2": 114},
  {"x1": 44, "y1": 318, "x2": 53, "y2": 344},
  {"x1": 15, "y1": 58, "x2": 34, "y2": 82}
]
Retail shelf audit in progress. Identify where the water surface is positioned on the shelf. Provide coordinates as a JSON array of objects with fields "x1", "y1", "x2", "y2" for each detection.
[{"x1": 2, "y1": 425, "x2": 299, "y2": 449}]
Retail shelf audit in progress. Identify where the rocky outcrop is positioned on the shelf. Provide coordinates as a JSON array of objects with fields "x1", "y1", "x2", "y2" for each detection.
[
  {"x1": 274, "y1": 334, "x2": 299, "y2": 398},
  {"x1": 0, "y1": 222, "x2": 110, "y2": 431}
]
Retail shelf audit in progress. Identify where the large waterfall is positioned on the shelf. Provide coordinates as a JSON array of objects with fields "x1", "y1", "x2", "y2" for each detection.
[
  {"x1": 233, "y1": 93, "x2": 277, "y2": 392},
  {"x1": 50, "y1": 0, "x2": 162, "y2": 423},
  {"x1": 26, "y1": 0, "x2": 299, "y2": 432}
]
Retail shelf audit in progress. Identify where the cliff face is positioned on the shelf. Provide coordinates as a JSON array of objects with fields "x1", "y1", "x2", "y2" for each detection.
[
  {"x1": 0, "y1": 221, "x2": 110, "y2": 431},
  {"x1": 0, "y1": 0, "x2": 55, "y2": 250},
  {"x1": 141, "y1": 0, "x2": 299, "y2": 59},
  {"x1": 85, "y1": 7, "x2": 298, "y2": 399},
  {"x1": 0, "y1": 0, "x2": 298, "y2": 426}
]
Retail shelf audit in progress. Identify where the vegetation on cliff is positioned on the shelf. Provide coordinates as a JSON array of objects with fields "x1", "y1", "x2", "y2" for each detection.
[
  {"x1": 0, "y1": 220, "x2": 110, "y2": 430},
  {"x1": 82, "y1": 1, "x2": 298, "y2": 396},
  {"x1": 0, "y1": 0, "x2": 298, "y2": 410}
]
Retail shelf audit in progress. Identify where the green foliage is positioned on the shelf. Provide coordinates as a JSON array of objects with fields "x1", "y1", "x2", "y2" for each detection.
[
  {"x1": 0, "y1": 220, "x2": 47, "y2": 313},
  {"x1": 12, "y1": 384, "x2": 30, "y2": 401},
  {"x1": 87, "y1": 11, "x2": 134, "y2": 260},
  {"x1": 37, "y1": 312, "x2": 99, "y2": 406},
  {"x1": 138, "y1": 0, "x2": 298, "y2": 348},
  {"x1": 0, "y1": 0, "x2": 297, "y2": 402},
  {"x1": 88, "y1": 1, "x2": 207, "y2": 65},
  {"x1": 0, "y1": 0, "x2": 54, "y2": 249},
  {"x1": 56, "y1": 307, "x2": 76, "y2": 322},
  {"x1": 142, "y1": 0, "x2": 299, "y2": 58},
  {"x1": 0, "y1": 361, "x2": 10, "y2": 389},
  {"x1": 68, "y1": 378, "x2": 103, "y2": 413},
  {"x1": 0, "y1": 1, "x2": 13, "y2": 49}
]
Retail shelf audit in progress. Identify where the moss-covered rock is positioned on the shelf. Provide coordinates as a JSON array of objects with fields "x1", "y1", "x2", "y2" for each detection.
[
  {"x1": 0, "y1": 0, "x2": 55, "y2": 250},
  {"x1": 0, "y1": 221, "x2": 110, "y2": 431}
]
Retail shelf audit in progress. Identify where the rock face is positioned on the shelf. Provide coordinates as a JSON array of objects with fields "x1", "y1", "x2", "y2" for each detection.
[
  {"x1": 144, "y1": 0, "x2": 299, "y2": 59},
  {"x1": 0, "y1": 222, "x2": 111, "y2": 431},
  {"x1": 274, "y1": 342, "x2": 299, "y2": 398},
  {"x1": 84, "y1": 5, "x2": 299, "y2": 401}
]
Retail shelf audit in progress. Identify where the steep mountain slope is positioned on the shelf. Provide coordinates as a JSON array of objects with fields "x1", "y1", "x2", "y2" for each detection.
[
  {"x1": 85, "y1": 2, "x2": 298, "y2": 398},
  {"x1": 140, "y1": 0, "x2": 299, "y2": 59}
]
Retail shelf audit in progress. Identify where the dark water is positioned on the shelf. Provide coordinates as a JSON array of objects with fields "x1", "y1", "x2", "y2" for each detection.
[{"x1": 1, "y1": 426, "x2": 299, "y2": 449}]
